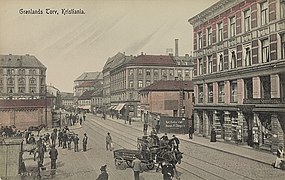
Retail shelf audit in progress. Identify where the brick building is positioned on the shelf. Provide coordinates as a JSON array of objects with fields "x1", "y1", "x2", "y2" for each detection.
[
  {"x1": 139, "y1": 80, "x2": 194, "y2": 128},
  {"x1": 189, "y1": 0, "x2": 285, "y2": 151}
]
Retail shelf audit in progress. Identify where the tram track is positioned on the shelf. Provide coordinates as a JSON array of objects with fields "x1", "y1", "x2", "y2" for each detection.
[{"x1": 86, "y1": 116, "x2": 256, "y2": 180}]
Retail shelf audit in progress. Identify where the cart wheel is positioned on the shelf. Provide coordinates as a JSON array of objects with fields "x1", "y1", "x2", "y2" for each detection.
[
  {"x1": 146, "y1": 162, "x2": 155, "y2": 170},
  {"x1": 115, "y1": 157, "x2": 123, "y2": 167},
  {"x1": 126, "y1": 160, "x2": 133, "y2": 167}
]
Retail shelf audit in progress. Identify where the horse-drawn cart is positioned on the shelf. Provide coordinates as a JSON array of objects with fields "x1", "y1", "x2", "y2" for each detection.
[{"x1": 113, "y1": 149, "x2": 155, "y2": 170}]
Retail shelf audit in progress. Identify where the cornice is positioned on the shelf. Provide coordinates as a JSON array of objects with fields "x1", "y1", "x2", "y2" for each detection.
[{"x1": 188, "y1": 0, "x2": 244, "y2": 28}]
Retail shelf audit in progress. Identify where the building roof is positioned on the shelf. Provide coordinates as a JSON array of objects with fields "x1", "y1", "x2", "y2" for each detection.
[
  {"x1": 103, "y1": 52, "x2": 126, "y2": 70},
  {"x1": 74, "y1": 72, "x2": 103, "y2": 82},
  {"x1": 0, "y1": 99, "x2": 47, "y2": 108},
  {"x1": 140, "y1": 80, "x2": 193, "y2": 92},
  {"x1": 61, "y1": 92, "x2": 74, "y2": 100},
  {"x1": 77, "y1": 81, "x2": 97, "y2": 87},
  {"x1": 127, "y1": 55, "x2": 176, "y2": 66},
  {"x1": 0, "y1": 54, "x2": 46, "y2": 69},
  {"x1": 78, "y1": 90, "x2": 94, "y2": 100}
]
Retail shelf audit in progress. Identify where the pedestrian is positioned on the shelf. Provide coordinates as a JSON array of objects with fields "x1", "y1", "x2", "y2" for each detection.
[
  {"x1": 188, "y1": 125, "x2": 194, "y2": 139},
  {"x1": 51, "y1": 131, "x2": 57, "y2": 146},
  {"x1": 96, "y1": 165, "x2": 109, "y2": 180},
  {"x1": 83, "y1": 133, "x2": 88, "y2": 151},
  {"x1": 80, "y1": 117, "x2": 83, "y2": 126},
  {"x1": 143, "y1": 123, "x2": 148, "y2": 135},
  {"x1": 49, "y1": 145, "x2": 58, "y2": 170},
  {"x1": 161, "y1": 161, "x2": 174, "y2": 180},
  {"x1": 83, "y1": 112, "x2": 86, "y2": 121},
  {"x1": 171, "y1": 135, "x2": 180, "y2": 151},
  {"x1": 38, "y1": 144, "x2": 45, "y2": 167},
  {"x1": 132, "y1": 155, "x2": 142, "y2": 180},
  {"x1": 24, "y1": 129, "x2": 30, "y2": 144},
  {"x1": 58, "y1": 130, "x2": 63, "y2": 147},
  {"x1": 155, "y1": 122, "x2": 160, "y2": 134},
  {"x1": 62, "y1": 131, "x2": 67, "y2": 149},
  {"x1": 274, "y1": 146, "x2": 284, "y2": 169},
  {"x1": 73, "y1": 134, "x2": 79, "y2": 152},
  {"x1": 106, "y1": 132, "x2": 112, "y2": 151}
]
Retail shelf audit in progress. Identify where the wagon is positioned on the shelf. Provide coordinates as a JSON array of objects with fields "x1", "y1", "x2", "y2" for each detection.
[{"x1": 113, "y1": 149, "x2": 155, "y2": 170}]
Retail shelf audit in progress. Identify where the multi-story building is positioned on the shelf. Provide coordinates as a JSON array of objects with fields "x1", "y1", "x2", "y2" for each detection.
[
  {"x1": 189, "y1": 0, "x2": 285, "y2": 151},
  {"x1": 0, "y1": 54, "x2": 47, "y2": 99},
  {"x1": 61, "y1": 92, "x2": 74, "y2": 109},
  {"x1": 73, "y1": 72, "x2": 103, "y2": 100},
  {"x1": 109, "y1": 52, "x2": 193, "y2": 119}
]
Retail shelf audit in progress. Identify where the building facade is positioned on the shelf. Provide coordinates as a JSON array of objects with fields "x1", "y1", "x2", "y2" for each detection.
[
  {"x1": 0, "y1": 54, "x2": 47, "y2": 100},
  {"x1": 109, "y1": 52, "x2": 193, "y2": 119},
  {"x1": 189, "y1": 0, "x2": 285, "y2": 151},
  {"x1": 140, "y1": 80, "x2": 194, "y2": 128}
]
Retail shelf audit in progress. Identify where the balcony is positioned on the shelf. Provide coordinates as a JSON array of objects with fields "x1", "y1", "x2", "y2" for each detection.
[{"x1": 243, "y1": 98, "x2": 285, "y2": 104}]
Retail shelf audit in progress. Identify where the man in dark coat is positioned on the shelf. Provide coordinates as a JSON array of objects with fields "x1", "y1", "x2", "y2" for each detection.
[
  {"x1": 188, "y1": 125, "x2": 194, "y2": 139},
  {"x1": 51, "y1": 131, "x2": 57, "y2": 146},
  {"x1": 161, "y1": 161, "x2": 174, "y2": 180},
  {"x1": 83, "y1": 133, "x2": 88, "y2": 151},
  {"x1": 38, "y1": 144, "x2": 45, "y2": 167},
  {"x1": 49, "y1": 145, "x2": 58, "y2": 169},
  {"x1": 58, "y1": 130, "x2": 63, "y2": 147},
  {"x1": 73, "y1": 134, "x2": 79, "y2": 152},
  {"x1": 96, "y1": 165, "x2": 109, "y2": 180}
]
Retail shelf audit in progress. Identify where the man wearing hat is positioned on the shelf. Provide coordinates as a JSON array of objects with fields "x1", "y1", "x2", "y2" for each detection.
[
  {"x1": 82, "y1": 133, "x2": 88, "y2": 151},
  {"x1": 96, "y1": 165, "x2": 108, "y2": 180},
  {"x1": 132, "y1": 155, "x2": 142, "y2": 180}
]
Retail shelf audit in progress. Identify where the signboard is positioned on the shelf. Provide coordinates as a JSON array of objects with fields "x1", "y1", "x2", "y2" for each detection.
[{"x1": 160, "y1": 116, "x2": 189, "y2": 134}]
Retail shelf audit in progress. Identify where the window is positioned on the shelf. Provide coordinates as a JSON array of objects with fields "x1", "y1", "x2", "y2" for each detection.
[
  {"x1": 185, "y1": 70, "x2": 190, "y2": 77},
  {"x1": 198, "y1": 58, "x2": 203, "y2": 75},
  {"x1": 260, "y1": 76, "x2": 271, "y2": 99},
  {"x1": 8, "y1": 87, "x2": 14, "y2": 93},
  {"x1": 261, "y1": 38, "x2": 269, "y2": 63},
  {"x1": 169, "y1": 70, "x2": 174, "y2": 76},
  {"x1": 281, "y1": 34, "x2": 285, "y2": 59},
  {"x1": 129, "y1": 69, "x2": 133, "y2": 75},
  {"x1": 29, "y1": 69, "x2": 36, "y2": 75},
  {"x1": 40, "y1": 78, "x2": 44, "y2": 85},
  {"x1": 18, "y1": 69, "x2": 25, "y2": 75},
  {"x1": 208, "y1": 55, "x2": 213, "y2": 73},
  {"x1": 18, "y1": 78, "x2": 25, "y2": 85},
  {"x1": 129, "y1": 92, "x2": 133, "y2": 100},
  {"x1": 217, "y1": 22, "x2": 223, "y2": 42},
  {"x1": 230, "y1": 81, "x2": 237, "y2": 103},
  {"x1": 7, "y1": 69, "x2": 14, "y2": 75},
  {"x1": 218, "y1": 82, "x2": 225, "y2": 103},
  {"x1": 282, "y1": 1, "x2": 285, "y2": 18},
  {"x1": 7, "y1": 78, "x2": 14, "y2": 85},
  {"x1": 244, "y1": 78, "x2": 253, "y2": 99},
  {"x1": 177, "y1": 70, "x2": 182, "y2": 78},
  {"x1": 208, "y1": 83, "x2": 213, "y2": 103},
  {"x1": 161, "y1": 70, "x2": 167, "y2": 77},
  {"x1": 198, "y1": 85, "x2": 203, "y2": 103},
  {"x1": 18, "y1": 87, "x2": 25, "y2": 93},
  {"x1": 198, "y1": 31, "x2": 203, "y2": 49},
  {"x1": 154, "y1": 69, "x2": 159, "y2": 76},
  {"x1": 229, "y1": 16, "x2": 236, "y2": 37},
  {"x1": 244, "y1": 9, "x2": 251, "y2": 32},
  {"x1": 218, "y1": 53, "x2": 224, "y2": 71},
  {"x1": 244, "y1": 47, "x2": 252, "y2": 66},
  {"x1": 260, "y1": 1, "x2": 268, "y2": 26},
  {"x1": 138, "y1": 69, "x2": 143, "y2": 75},
  {"x1": 29, "y1": 78, "x2": 36, "y2": 85},
  {"x1": 30, "y1": 87, "x2": 36, "y2": 94},
  {"x1": 230, "y1": 50, "x2": 237, "y2": 69},
  {"x1": 146, "y1": 69, "x2": 151, "y2": 76},
  {"x1": 146, "y1": 80, "x2": 151, "y2": 86},
  {"x1": 138, "y1": 80, "x2": 143, "y2": 88},
  {"x1": 207, "y1": 27, "x2": 212, "y2": 46}
]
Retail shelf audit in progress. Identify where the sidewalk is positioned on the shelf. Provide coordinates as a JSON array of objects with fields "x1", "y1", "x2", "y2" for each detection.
[{"x1": 104, "y1": 115, "x2": 276, "y2": 166}]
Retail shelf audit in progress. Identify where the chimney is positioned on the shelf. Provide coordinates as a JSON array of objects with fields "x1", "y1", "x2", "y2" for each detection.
[
  {"x1": 175, "y1": 39, "x2": 179, "y2": 57},
  {"x1": 141, "y1": 52, "x2": 144, "y2": 55}
]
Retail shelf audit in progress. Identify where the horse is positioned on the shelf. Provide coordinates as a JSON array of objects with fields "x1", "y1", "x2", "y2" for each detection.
[{"x1": 28, "y1": 124, "x2": 46, "y2": 136}]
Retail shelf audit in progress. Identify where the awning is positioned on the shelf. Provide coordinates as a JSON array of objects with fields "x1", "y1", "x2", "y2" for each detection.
[
  {"x1": 107, "y1": 106, "x2": 114, "y2": 110},
  {"x1": 115, "y1": 103, "x2": 125, "y2": 111}
]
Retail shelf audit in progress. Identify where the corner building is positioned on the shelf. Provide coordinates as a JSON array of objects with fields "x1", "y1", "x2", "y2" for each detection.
[{"x1": 189, "y1": 0, "x2": 285, "y2": 152}]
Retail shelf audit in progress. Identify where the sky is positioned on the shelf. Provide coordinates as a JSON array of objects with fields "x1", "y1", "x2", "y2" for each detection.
[{"x1": 0, "y1": 0, "x2": 218, "y2": 92}]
